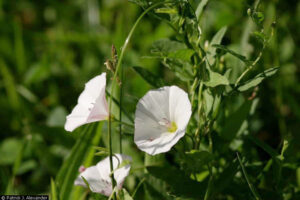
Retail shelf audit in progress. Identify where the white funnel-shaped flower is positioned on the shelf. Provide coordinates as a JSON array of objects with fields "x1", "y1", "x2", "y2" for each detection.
[
  {"x1": 74, "y1": 154, "x2": 132, "y2": 196},
  {"x1": 134, "y1": 86, "x2": 192, "y2": 155},
  {"x1": 65, "y1": 73, "x2": 109, "y2": 132}
]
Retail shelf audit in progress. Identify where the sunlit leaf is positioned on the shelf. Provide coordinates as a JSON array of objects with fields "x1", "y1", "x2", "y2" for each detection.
[
  {"x1": 119, "y1": 189, "x2": 134, "y2": 200},
  {"x1": 195, "y1": 0, "x2": 209, "y2": 19},
  {"x1": 56, "y1": 124, "x2": 98, "y2": 200},
  {"x1": 151, "y1": 39, "x2": 187, "y2": 56},
  {"x1": 213, "y1": 44, "x2": 249, "y2": 63},
  {"x1": 207, "y1": 26, "x2": 227, "y2": 65},
  {"x1": 51, "y1": 178, "x2": 60, "y2": 200},
  {"x1": 237, "y1": 67, "x2": 279, "y2": 91},
  {"x1": 204, "y1": 69, "x2": 229, "y2": 87}
]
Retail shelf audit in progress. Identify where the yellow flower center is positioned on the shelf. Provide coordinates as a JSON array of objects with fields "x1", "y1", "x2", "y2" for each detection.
[{"x1": 167, "y1": 121, "x2": 177, "y2": 133}]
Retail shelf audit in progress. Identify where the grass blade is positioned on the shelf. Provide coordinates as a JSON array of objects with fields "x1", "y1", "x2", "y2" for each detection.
[
  {"x1": 56, "y1": 123, "x2": 98, "y2": 200},
  {"x1": 51, "y1": 178, "x2": 60, "y2": 200}
]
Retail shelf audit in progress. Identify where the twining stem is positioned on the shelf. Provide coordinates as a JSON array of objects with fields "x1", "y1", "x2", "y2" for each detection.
[
  {"x1": 237, "y1": 152, "x2": 261, "y2": 200},
  {"x1": 204, "y1": 164, "x2": 213, "y2": 200},
  {"x1": 107, "y1": 1, "x2": 176, "y2": 198}
]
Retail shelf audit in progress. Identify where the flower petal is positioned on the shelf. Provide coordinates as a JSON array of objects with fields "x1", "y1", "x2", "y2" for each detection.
[
  {"x1": 65, "y1": 73, "x2": 108, "y2": 132},
  {"x1": 96, "y1": 154, "x2": 132, "y2": 189},
  {"x1": 134, "y1": 86, "x2": 191, "y2": 155},
  {"x1": 169, "y1": 86, "x2": 192, "y2": 129},
  {"x1": 74, "y1": 165, "x2": 110, "y2": 194},
  {"x1": 74, "y1": 154, "x2": 132, "y2": 196}
]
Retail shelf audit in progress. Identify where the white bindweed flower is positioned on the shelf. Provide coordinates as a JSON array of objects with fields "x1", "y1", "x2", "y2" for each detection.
[
  {"x1": 134, "y1": 86, "x2": 192, "y2": 155},
  {"x1": 74, "y1": 154, "x2": 132, "y2": 196},
  {"x1": 64, "y1": 73, "x2": 109, "y2": 132}
]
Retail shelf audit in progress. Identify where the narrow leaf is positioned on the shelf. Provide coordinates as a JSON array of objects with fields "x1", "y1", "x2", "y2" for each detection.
[
  {"x1": 56, "y1": 124, "x2": 98, "y2": 200},
  {"x1": 196, "y1": 0, "x2": 209, "y2": 19},
  {"x1": 51, "y1": 178, "x2": 60, "y2": 200},
  {"x1": 132, "y1": 66, "x2": 165, "y2": 88},
  {"x1": 207, "y1": 27, "x2": 227, "y2": 65},
  {"x1": 237, "y1": 67, "x2": 279, "y2": 91},
  {"x1": 213, "y1": 44, "x2": 249, "y2": 63}
]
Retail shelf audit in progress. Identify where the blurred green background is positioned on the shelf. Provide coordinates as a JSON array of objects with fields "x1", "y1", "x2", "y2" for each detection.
[{"x1": 0, "y1": 0, "x2": 299, "y2": 197}]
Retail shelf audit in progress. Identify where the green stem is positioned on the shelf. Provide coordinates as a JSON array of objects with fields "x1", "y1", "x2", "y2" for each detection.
[
  {"x1": 132, "y1": 177, "x2": 145, "y2": 198},
  {"x1": 119, "y1": 67, "x2": 123, "y2": 154},
  {"x1": 107, "y1": 1, "x2": 177, "y2": 198},
  {"x1": 235, "y1": 45, "x2": 265, "y2": 87},
  {"x1": 113, "y1": 120, "x2": 134, "y2": 128},
  {"x1": 237, "y1": 152, "x2": 261, "y2": 200},
  {"x1": 204, "y1": 164, "x2": 213, "y2": 200},
  {"x1": 108, "y1": 115, "x2": 117, "y2": 200}
]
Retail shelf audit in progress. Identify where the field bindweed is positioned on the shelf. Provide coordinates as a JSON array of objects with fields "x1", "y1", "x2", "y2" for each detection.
[
  {"x1": 134, "y1": 86, "x2": 192, "y2": 155},
  {"x1": 74, "y1": 154, "x2": 131, "y2": 196},
  {"x1": 64, "y1": 73, "x2": 108, "y2": 132}
]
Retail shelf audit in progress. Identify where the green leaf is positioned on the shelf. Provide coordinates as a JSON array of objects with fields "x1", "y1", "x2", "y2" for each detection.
[
  {"x1": 184, "y1": 150, "x2": 214, "y2": 172},
  {"x1": 0, "y1": 138, "x2": 22, "y2": 165},
  {"x1": 46, "y1": 106, "x2": 67, "y2": 127},
  {"x1": 209, "y1": 159, "x2": 239, "y2": 199},
  {"x1": 51, "y1": 178, "x2": 60, "y2": 200},
  {"x1": 203, "y1": 89, "x2": 214, "y2": 116},
  {"x1": 128, "y1": 0, "x2": 147, "y2": 7},
  {"x1": 204, "y1": 69, "x2": 229, "y2": 87},
  {"x1": 207, "y1": 26, "x2": 227, "y2": 65},
  {"x1": 195, "y1": 0, "x2": 209, "y2": 19},
  {"x1": 237, "y1": 67, "x2": 279, "y2": 92},
  {"x1": 132, "y1": 66, "x2": 165, "y2": 88},
  {"x1": 14, "y1": 20, "x2": 26, "y2": 74},
  {"x1": 247, "y1": 135, "x2": 279, "y2": 158},
  {"x1": 213, "y1": 44, "x2": 249, "y2": 63},
  {"x1": 151, "y1": 39, "x2": 187, "y2": 56},
  {"x1": 253, "y1": 31, "x2": 267, "y2": 43},
  {"x1": 16, "y1": 160, "x2": 37, "y2": 175},
  {"x1": 147, "y1": 165, "x2": 207, "y2": 199},
  {"x1": 219, "y1": 100, "x2": 252, "y2": 141},
  {"x1": 252, "y1": 11, "x2": 264, "y2": 25},
  {"x1": 56, "y1": 123, "x2": 99, "y2": 200},
  {"x1": 94, "y1": 146, "x2": 108, "y2": 152},
  {"x1": 167, "y1": 49, "x2": 195, "y2": 62},
  {"x1": 119, "y1": 189, "x2": 134, "y2": 200},
  {"x1": 0, "y1": 59, "x2": 20, "y2": 110},
  {"x1": 155, "y1": 7, "x2": 177, "y2": 14}
]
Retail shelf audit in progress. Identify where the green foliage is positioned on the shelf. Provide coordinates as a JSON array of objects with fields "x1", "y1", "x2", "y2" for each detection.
[
  {"x1": 56, "y1": 124, "x2": 100, "y2": 200},
  {"x1": 0, "y1": 0, "x2": 299, "y2": 199},
  {"x1": 51, "y1": 178, "x2": 60, "y2": 200},
  {"x1": 204, "y1": 68, "x2": 229, "y2": 87},
  {"x1": 132, "y1": 66, "x2": 165, "y2": 88},
  {"x1": 147, "y1": 165, "x2": 207, "y2": 198},
  {"x1": 237, "y1": 67, "x2": 279, "y2": 91}
]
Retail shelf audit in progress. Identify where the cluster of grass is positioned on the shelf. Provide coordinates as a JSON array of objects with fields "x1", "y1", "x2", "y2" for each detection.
[{"x1": 0, "y1": 0, "x2": 299, "y2": 199}]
